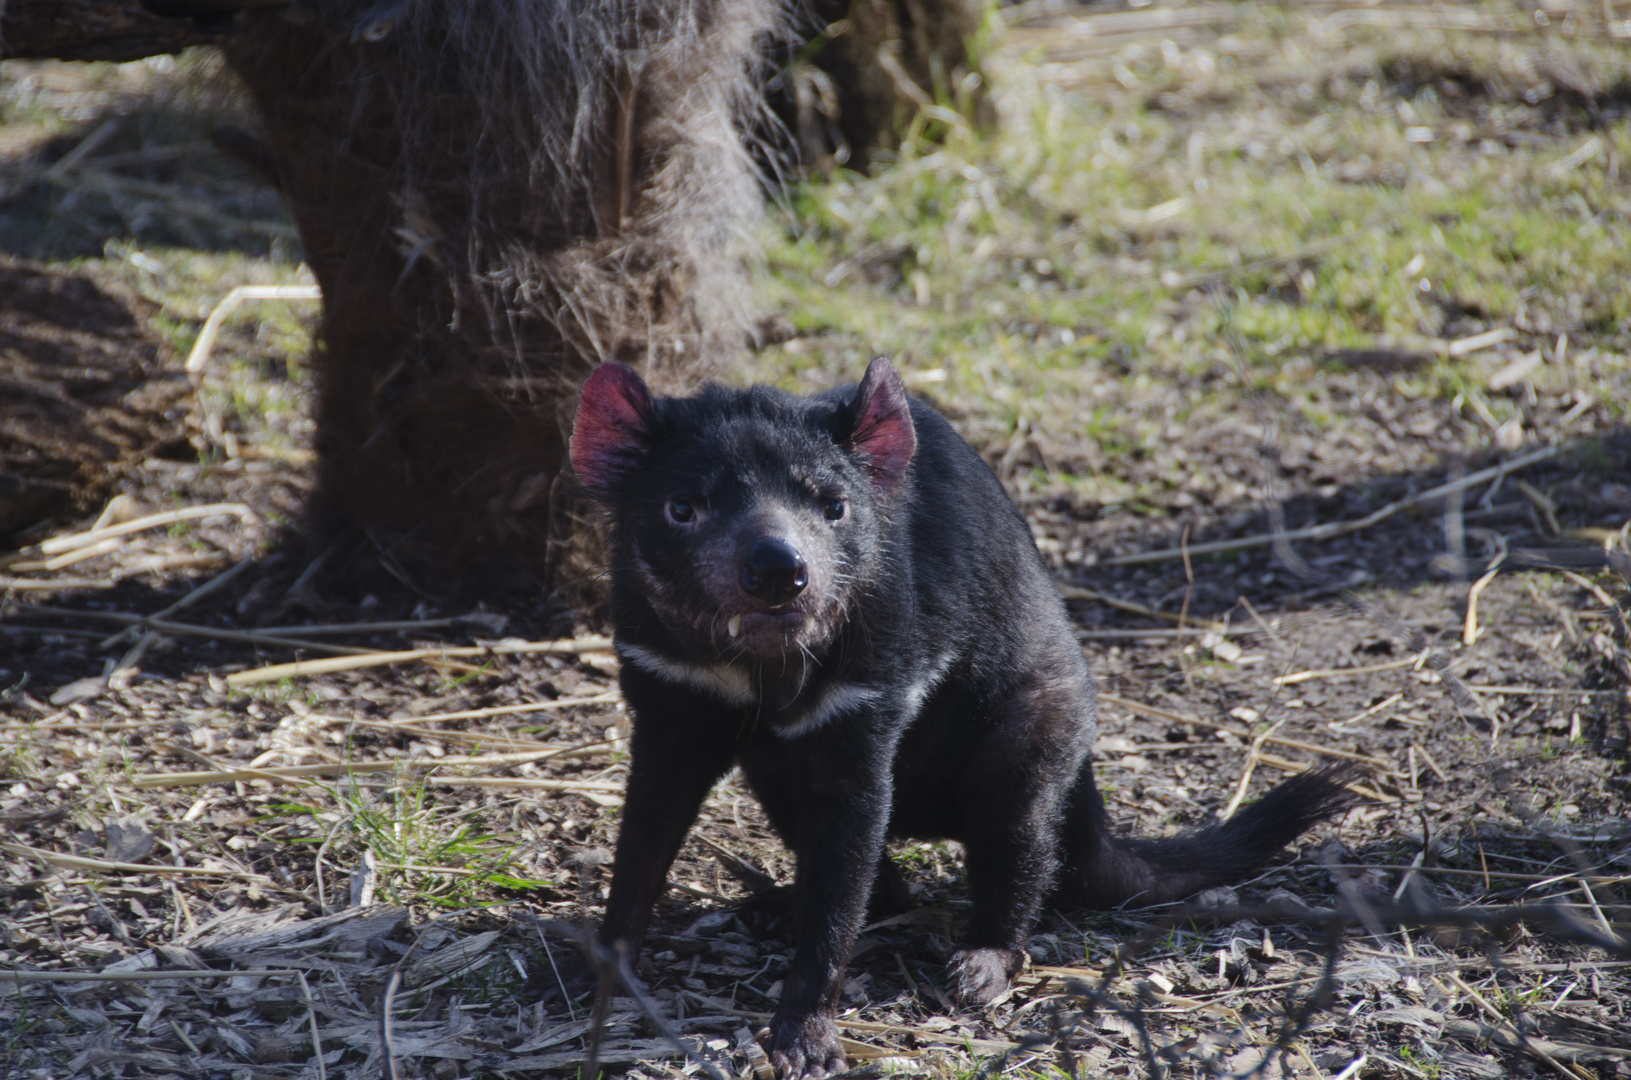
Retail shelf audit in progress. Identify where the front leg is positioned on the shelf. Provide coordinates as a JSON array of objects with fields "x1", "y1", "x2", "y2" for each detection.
[
  {"x1": 750, "y1": 730, "x2": 895, "y2": 1079},
  {"x1": 600, "y1": 679, "x2": 737, "y2": 957}
]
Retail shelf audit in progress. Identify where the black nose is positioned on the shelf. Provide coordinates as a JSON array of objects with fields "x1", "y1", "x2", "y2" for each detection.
[{"x1": 740, "y1": 538, "x2": 808, "y2": 605}]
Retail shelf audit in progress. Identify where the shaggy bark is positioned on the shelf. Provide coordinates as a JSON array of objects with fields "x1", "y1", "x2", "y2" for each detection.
[
  {"x1": 0, "y1": 0, "x2": 983, "y2": 597},
  {"x1": 216, "y1": 0, "x2": 778, "y2": 596},
  {"x1": 0, "y1": 0, "x2": 240, "y2": 62}
]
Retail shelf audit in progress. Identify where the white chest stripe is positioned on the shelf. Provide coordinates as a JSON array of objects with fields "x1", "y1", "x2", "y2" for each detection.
[
  {"x1": 616, "y1": 643, "x2": 757, "y2": 706},
  {"x1": 775, "y1": 682, "x2": 881, "y2": 740}
]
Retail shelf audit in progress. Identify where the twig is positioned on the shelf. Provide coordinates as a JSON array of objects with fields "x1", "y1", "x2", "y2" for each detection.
[
  {"x1": 39, "y1": 118, "x2": 122, "y2": 181},
  {"x1": 30, "y1": 503, "x2": 257, "y2": 557},
  {"x1": 380, "y1": 694, "x2": 620, "y2": 725},
  {"x1": 1271, "y1": 653, "x2": 1427, "y2": 685},
  {"x1": 184, "y1": 285, "x2": 323, "y2": 375},
  {"x1": 295, "y1": 970, "x2": 327, "y2": 1080},
  {"x1": 128, "y1": 754, "x2": 627, "y2": 788},
  {"x1": 1326, "y1": 691, "x2": 1405, "y2": 730},
  {"x1": 7, "y1": 606, "x2": 372, "y2": 656},
  {"x1": 380, "y1": 969, "x2": 403, "y2": 1080},
  {"x1": 1467, "y1": 686, "x2": 1618, "y2": 696},
  {"x1": 0, "y1": 967, "x2": 300, "y2": 983},
  {"x1": 1105, "y1": 444, "x2": 1567, "y2": 566},
  {"x1": 8, "y1": 538, "x2": 124, "y2": 572},
  {"x1": 1097, "y1": 693, "x2": 1391, "y2": 769},
  {"x1": 330, "y1": 717, "x2": 614, "y2": 755},
  {"x1": 224, "y1": 635, "x2": 614, "y2": 686},
  {"x1": 417, "y1": 777, "x2": 624, "y2": 801},
  {"x1": 0, "y1": 577, "x2": 114, "y2": 592},
  {"x1": 1220, "y1": 718, "x2": 1284, "y2": 820},
  {"x1": 1059, "y1": 583, "x2": 1227, "y2": 631},
  {"x1": 0, "y1": 841, "x2": 280, "y2": 883},
  {"x1": 1074, "y1": 626, "x2": 1257, "y2": 640},
  {"x1": 99, "y1": 559, "x2": 255, "y2": 649},
  {"x1": 1332, "y1": 865, "x2": 1631, "y2": 887},
  {"x1": 1446, "y1": 972, "x2": 1581, "y2": 1080},
  {"x1": 252, "y1": 616, "x2": 462, "y2": 637},
  {"x1": 1463, "y1": 557, "x2": 1505, "y2": 645}
]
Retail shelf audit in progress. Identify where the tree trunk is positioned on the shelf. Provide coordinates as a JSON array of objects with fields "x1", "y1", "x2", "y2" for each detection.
[
  {"x1": 1, "y1": 0, "x2": 984, "y2": 596},
  {"x1": 218, "y1": 0, "x2": 775, "y2": 597},
  {"x1": 0, "y1": 0, "x2": 237, "y2": 62}
]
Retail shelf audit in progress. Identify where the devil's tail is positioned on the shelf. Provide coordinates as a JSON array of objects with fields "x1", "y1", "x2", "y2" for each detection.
[{"x1": 1058, "y1": 761, "x2": 1361, "y2": 908}]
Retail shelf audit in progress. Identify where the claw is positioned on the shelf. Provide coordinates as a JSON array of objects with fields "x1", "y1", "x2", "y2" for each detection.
[{"x1": 949, "y1": 946, "x2": 1023, "y2": 1007}]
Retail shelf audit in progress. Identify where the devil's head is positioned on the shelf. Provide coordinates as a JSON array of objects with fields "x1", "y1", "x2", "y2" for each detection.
[{"x1": 570, "y1": 358, "x2": 917, "y2": 662}]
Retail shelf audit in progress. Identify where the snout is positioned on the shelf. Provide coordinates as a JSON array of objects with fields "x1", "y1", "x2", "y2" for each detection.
[{"x1": 740, "y1": 537, "x2": 808, "y2": 606}]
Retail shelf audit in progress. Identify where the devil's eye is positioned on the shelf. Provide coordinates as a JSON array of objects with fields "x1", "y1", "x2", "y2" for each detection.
[
  {"x1": 667, "y1": 498, "x2": 697, "y2": 524},
  {"x1": 823, "y1": 499, "x2": 846, "y2": 521}
]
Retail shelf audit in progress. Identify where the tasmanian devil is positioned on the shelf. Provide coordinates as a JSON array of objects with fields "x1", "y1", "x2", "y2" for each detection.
[{"x1": 569, "y1": 357, "x2": 1355, "y2": 1078}]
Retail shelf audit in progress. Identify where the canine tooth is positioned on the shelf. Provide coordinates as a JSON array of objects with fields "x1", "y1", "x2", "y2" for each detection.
[{"x1": 728, "y1": 615, "x2": 741, "y2": 638}]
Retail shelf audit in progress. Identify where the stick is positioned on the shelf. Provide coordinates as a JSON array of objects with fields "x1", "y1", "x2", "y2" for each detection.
[
  {"x1": 296, "y1": 970, "x2": 327, "y2": 1080},
  {"x1": 1272, "y1": 653, "x2": 1427, "y2": 686},
  {"x1": 251, "y1": 617, "x2": 461, "y2": 637},
  {"x1": 1467, "y1": 686, "x2": 1617, "y2": 696},
  {"x1": 1221, "y1": 718, "x2": 1283, "y2": 820},
  {"x1": 1463, "y1": 562, "x2": 1504, "y2": 645},
  {"x1": 0, "y1": 577, "x2": 114, "y2": 592},
  {"x1": 1333, "y1": 865, "x2": 1631, "y2": 887},
  {"x1": 1058, "y1": 583, "x2": 1227, "y2": 631},
  {"x1": 0, "y1": 968, "x2": 300, "y2": 984},
  {"x1": 333, "y1": 716, "x2": 614, "y2": 754},
  {"x1": 1075, "y1": 626, "x2": 1258, "y2": 640},
  {"x1": 1327, "y1": 692, "x2": 1405, "y2": 730},
  {"x1": 28, "y1": 504, "x2": 257, "y2": 557},
  {"x1": 1, "y1": 841, "x2": 265, "y2": 879},
  {"x1": 418, "y1": 777, "x2": 624, "y2": 794},
  {"x1": 224, "y1": 635, "x2": 614, "y2": 686},
  {"x1": 100, "y1": 559, "x2": 256, "y2": 649},
  {"x1": 1446, "y1": 972, "x2": 1582, "y2": 1080},
  {"x1": 6, "y1": 607, "x2": 372, "y2": 656},
  {"x1": 185, "y1": 285, "x2": 323, "y2": 375},
  {"x1": 1097, "y1": 693, "x2": 1391, "y2": 769},
  {"x1": 39, "y1": 118, "x2": 122, "y2": 181},
  {"x1": 8, "y1": 538, "x2": 125, "y2": 572},
  {"x1": 128, "y1": 750, "x2": 622, "y2": 788},
  {"x1": 1105, "y1": 444, "x2": 1566, "y2": 566},
  {"x1": 375, "y1": 694, "x2": 619, "y2": 725}
]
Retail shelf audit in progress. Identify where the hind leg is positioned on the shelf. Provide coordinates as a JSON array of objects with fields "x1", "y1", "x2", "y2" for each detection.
[
  {"x1": 1056, "y1": 760, "x2": 1161, "y2": 908},
  {"x1": 869, "y1": 855, "x2": 915, "y2": 920},
  {"x1": 951, "y1": 675, "x2": 1092, "y2": 1004}
]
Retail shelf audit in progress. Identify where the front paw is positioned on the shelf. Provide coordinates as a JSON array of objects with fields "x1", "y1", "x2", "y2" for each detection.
[
  {"x1": 949, "y1": 946, "x2": 1023, "y2": 1007},
  {"x1": 762, "y1": 1014, "x2": 845, "y2": 1079}
]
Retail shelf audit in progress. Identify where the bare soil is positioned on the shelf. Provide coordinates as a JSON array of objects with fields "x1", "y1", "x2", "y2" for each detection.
[
  {"x1": 0, "y1": 258, "x2": 193, "y2": 539},
  {"x1": 2, "y1": 340, "x2": 1626, "y2": 1080}
]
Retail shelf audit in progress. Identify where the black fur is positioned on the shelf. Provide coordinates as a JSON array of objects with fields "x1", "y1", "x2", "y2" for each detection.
[{"x1": 569, "y1": 358, "x2": 1357, "y2": 1078}]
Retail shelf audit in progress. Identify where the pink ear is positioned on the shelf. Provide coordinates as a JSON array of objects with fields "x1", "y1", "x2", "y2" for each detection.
[
  {"x1": 846, "y1": 356, "x2": 916, "y2": 495},
  {"x1": 570, "y1": 364, "x2": 654, "y2": 499}
]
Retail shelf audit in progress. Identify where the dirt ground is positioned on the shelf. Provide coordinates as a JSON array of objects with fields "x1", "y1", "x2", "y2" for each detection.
[{"x1": 3, "y1": 4, "x2": 1631, "y2": 1080}]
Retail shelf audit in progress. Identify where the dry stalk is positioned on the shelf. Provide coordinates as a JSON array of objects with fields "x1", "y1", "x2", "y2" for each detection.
[
  {"x1": 1097, "y1": 693, "x2": 1391, "y2": 770},
  {"x1": 1220, "y1": 717, "x2": 1284, "y2": 820},
  {"x1": 1058, "y1": 582, "x2": 1227, "y2": 631},
  {"x1": 1107, "y1": 444, "x2": 1566, "y2": 566},
  {"x1": 29, "y1": 503, "x2": 257, "y2": 557},
  {"x1": 1463, "y1": 560, "x2": 1505, "y2": 645},
  {"x1": 129, "y1": 753, "x2": 626, "y2": 789},
  {"x1": 1272, "y1": 652, "x2": 1428, "y2": 686},
  {"x1": 225, "y1": 635, "x2": 613, "y2": 686}
]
